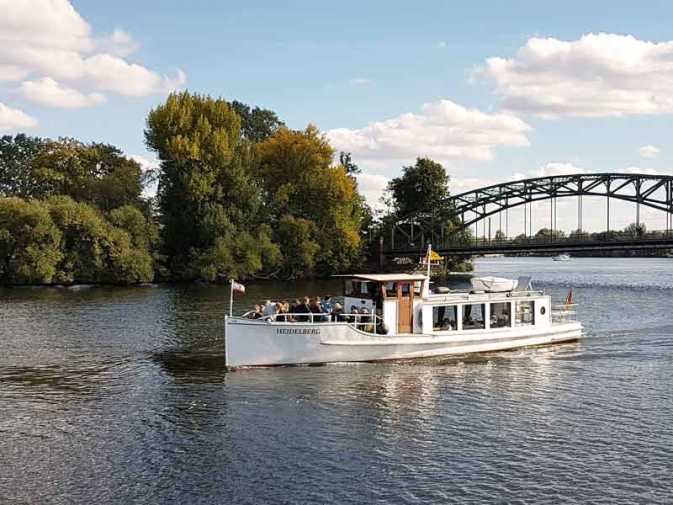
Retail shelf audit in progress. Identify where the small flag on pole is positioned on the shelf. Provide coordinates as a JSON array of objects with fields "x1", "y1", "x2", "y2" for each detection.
[
  {"x1": 232, "y1": 280, "x2": 246, "y2": 294},
  {"x1": 564, "y1": 288, "x2": 574, "y2": 306},
  {"x1": 229, "y1": 280, "x2": 246, "y2": 317}
]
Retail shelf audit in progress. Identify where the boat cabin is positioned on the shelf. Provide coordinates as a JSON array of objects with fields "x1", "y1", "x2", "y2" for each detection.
[{"x1": 340, "y1": 273, "x2": 552, "y2": 336}]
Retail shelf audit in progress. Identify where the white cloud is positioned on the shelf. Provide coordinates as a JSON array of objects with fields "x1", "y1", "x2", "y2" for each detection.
[
  {"x1": 480, "y1": 33, "x2": 673, "y2": 118},
  {"x1": 20, "y1": 77, "x2": 105, "y2": 108},
  {"x1": 355, "y1": 172, "x2": 390, "y2": 210},
  {"x1": 0, "y1": 0, "x2": 185, "y2": 110},
  {"x1": 349, "y1": 77, "x2": 373, "y2": 87},
  {"x1": 0, "y1": 102, "x2": 38, "y2": 132},
  {"x1": 639, "y1": 145, "x2": 661, "y2": 158},
  {"x1": 326, "y1": 99, "x2": 531, "y2": 167},
  {"x1": 97, "y1": 29, "x2": 139, "y2": 57}
]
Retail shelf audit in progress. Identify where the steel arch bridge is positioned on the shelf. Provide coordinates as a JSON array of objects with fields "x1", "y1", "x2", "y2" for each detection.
[{"x1": 386, "y1": 173, "x2": 673, "y2": 255}]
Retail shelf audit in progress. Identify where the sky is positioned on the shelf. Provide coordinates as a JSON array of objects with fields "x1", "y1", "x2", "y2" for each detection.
[{"x1": 2, "y1": 0, "x2": 673, "y2": 232}]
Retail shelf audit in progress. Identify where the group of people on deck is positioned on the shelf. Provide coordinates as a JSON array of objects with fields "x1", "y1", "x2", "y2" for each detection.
[{"x1": 246, "y1": 295, "x2": 372, "y2": 324}]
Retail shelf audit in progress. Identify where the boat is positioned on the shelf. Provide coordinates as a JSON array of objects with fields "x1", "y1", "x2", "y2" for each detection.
[
  {"x1": 470, "y1": 276, "x2": 517, "y2": 292},
  {"x1": 225, "y1": 272, "x2": 582, "y2": 368},
  {"x1": 552, "y1": 254, "x2": 571, "y2": 261}
]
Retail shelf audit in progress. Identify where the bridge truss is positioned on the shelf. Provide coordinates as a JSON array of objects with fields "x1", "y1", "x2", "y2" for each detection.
[{"x1": 388, "y1": 173, "x2": 673, "y2": 254}]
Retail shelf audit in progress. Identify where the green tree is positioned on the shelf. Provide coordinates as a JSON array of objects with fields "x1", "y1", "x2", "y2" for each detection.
[
  {"x1": 624, "y1": 222, "x2": 647, "y2": 238},
  {"x1": 0, "y1": 197, "x2": 62, "y2": 284},
  {"x1": 230, "y1": 100, "x2": 284, "y2": 143},
  {"x1": 338, "y1": 152, "x2": 361, "y2": 175},
  {"x1": 0, "y1": 134, "x2": 46, "y2": 198},
  {"x1": 145, "y1": 91, "x2": 272, "y2": 279},
  {"x1": 388, "y1": 157, "x2": 449, "y2": 217},
  {"x1": 494, "y1": 230, "x2": 506, "y2": 242},
  {"x1": 257, "y1": 125, "x2": 364, "y2": 275}
]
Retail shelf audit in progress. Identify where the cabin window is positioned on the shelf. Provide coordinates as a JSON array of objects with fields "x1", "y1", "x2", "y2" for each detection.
[
  {"x1": 463, "y1": 303, "x2": 486, "y2": 330},
  {"x1": 414, "y1": 281, "x2": 422, "y2": 295},
  {"x1": 515, "y1": 301, "x2": 535, "y2": 326},
  {"x1": 433, "y1": 305, "x2": 458, "y2": 331},
  {"x1": 400, "y1": 283, "x2": 411, "y2": 296},
  {"x1": 345, "y1": 280, "x2": 375, "y2": 299},
  {"x1": 386, "y1": 282, "x2": 397, "y2": 297},
  {"x1": 490, "y1": 302, "x2": 511, "y2": 328}
]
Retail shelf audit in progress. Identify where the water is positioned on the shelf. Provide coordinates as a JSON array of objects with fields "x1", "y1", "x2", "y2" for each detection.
[{"x1": 1, "y1": 258, "x2": 673, "y2": 504}]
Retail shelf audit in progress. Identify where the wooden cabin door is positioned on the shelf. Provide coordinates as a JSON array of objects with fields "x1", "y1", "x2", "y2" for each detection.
[{"x1": 397, "y1": 282, "x2": 413, "y2": 333}]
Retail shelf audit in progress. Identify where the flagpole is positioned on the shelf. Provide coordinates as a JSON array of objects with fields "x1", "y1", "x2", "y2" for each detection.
[
  {"x1": 229, "y1": 279, "x2": 234, "y2": 317},
  {"x1": 426, "y1": 243, "x2": 432, "y2": 279}
]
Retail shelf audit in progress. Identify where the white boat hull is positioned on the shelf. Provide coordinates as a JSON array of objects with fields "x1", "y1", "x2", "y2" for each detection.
[{"x1": 225, "y1": 318, "x2": 583, "y2": 367}]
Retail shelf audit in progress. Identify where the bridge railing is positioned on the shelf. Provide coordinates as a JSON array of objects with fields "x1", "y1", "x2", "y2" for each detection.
[{"x1": 387, "y1": 229, "x2": 673, "y2": 253}]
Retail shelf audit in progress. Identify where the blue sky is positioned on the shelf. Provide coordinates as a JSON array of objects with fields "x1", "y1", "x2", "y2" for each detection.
[{"x1": 2, "y1": 0, "x2": 673, "y2": 230}]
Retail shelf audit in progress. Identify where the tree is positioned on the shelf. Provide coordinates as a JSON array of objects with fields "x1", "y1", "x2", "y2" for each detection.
[
  {"x1": 494, "y1": 230, "x2": 506, "y2": 242},
  {"x1": 145, "y1": 91, "x2": 272, "y2": 279},
  {"x1": 0, "y1": 135, "x2": 146, "y2": 212},
  {"x1": 0, "y1": 197, "x2": 62, "y2": 284},
  {"x1": 0, "y1": 134, "x2": 46, "y2": 198},
  {"x1": 256, "y1": 125, "x2": 364, "y2": 275},
  {"x1": 624, "y1": 222, "x2": 647, "y2": 238},
  {"x1": 338, "y1": 152, "x2": 361, "y2": 175},
  {"x1": 388, "y1": 157, "x2": 449, "y2": 217},
  {"x1": 230, "y1": 100, "x2": 284, "y2": 143}
]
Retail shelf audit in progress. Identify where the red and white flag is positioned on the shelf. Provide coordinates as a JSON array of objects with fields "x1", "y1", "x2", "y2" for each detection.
[
  {"x1": 231, "y1": 280, "x2": 246, "y2": 294},
  {"x1": 564, "y1": 288, "x2": 573, "y2": 306}
]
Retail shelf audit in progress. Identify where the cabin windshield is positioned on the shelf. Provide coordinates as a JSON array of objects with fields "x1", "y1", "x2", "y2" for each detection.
[{"x1": 344, "y1": 279, "x2": 377, "y2": 299}]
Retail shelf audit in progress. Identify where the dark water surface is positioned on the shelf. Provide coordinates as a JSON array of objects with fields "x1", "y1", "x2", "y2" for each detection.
[{"x1": 2, "y1": 258, "x2": 673, "y2": 504}]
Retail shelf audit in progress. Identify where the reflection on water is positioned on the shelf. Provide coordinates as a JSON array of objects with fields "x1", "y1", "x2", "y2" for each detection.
[{"x1": 2, "y1": 258, "x2": 673, "y2": 504}]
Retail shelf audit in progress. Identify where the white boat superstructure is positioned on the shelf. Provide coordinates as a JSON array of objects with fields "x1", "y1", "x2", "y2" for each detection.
[{"x1": 225, "y1": 273, "x2": 582, "y2": 367}]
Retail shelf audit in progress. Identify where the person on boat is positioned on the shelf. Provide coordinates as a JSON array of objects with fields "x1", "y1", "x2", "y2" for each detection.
[
  {"x1": 375, "y1": 308, "x2": 388, "y2": 335},
  {"x1": 263, "y1": 300, "x2": 277, "y2": 317},
  {"x1": 321, "y1": 295, "x2": 333, "y2": 314},
  {"x1": 275, "y1": 302, "x2": 287, "y2": 322},
  {"x1": 294, "y1": 296, "x2": 311, "y2": 322},
  {"x1": 331, "y1": 302, "x2": 344, "y2": 321},
  {"x1": 310, "y1": 297, "x2": 326, "y2": 322},
  {"x1": 348, "y1": 306, "x2": 359, "y2": 323},
  {"x1": 360, "y1": 307, "x2": 374, "y2": 332},
  {"x1": 248, "y1": 305, "x2": 263, "y2": 319}
]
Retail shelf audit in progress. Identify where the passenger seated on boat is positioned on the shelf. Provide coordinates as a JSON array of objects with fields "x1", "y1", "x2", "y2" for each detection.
[
  {"x1": 310, "y1": 297, "x2": 327, "y2": 322},
  {"x1": 263, "y1": 300, "x2": 277, "y2": 317},
  {"x1": 321, "y1": 295, "x2": 333, "y2": 314},
  {"x1": 275, "y1": 302, "x2": 288, "y2": 322},
  {"x1": 294, "y1": 297, "x2": 311, "y2": 322},
  {"x1": 248, "y1": 305, "x2": 263, "y2": 319},
  {"x1": 440, "y1": 318, "x2": 454, "y2": 331},
  {"x1": 331, "y1": 303, "x2": 344, "y2": 321},
  {"x1": 375, "y1": 309, "x2": 388, "y2": 335}
]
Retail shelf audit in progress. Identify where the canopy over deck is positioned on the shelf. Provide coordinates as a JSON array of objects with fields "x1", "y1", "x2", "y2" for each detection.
[{"x1": 334, "y1": 273, "x2": 428, "y2": 282}]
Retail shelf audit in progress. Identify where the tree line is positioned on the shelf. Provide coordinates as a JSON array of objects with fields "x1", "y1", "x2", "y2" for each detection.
[{"x1": 0, "y1": 91, "x2": 465, "y2": 285}]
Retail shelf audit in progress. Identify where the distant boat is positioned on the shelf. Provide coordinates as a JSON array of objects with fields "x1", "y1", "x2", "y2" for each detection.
[{"x1": 552, "y1": 254, "x2": 571, "y2": 262}]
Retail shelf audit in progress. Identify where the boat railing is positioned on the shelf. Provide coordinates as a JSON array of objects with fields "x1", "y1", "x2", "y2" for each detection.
[
  {"x1": 551, "y1": 303, "x2": 577, "y2": 322},
  {"x1": 239, "y1": 311, "x2": 384, "y2": 332}
]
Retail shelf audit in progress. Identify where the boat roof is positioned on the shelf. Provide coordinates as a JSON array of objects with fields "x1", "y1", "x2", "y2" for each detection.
[{"x1": 334, "y1": 273, "x2": 428, "y2": 282}]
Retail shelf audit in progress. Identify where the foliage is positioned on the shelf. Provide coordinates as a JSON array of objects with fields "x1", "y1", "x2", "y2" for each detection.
[
  {"x1": 338, "y1": 152, "x2": 361, "y2": 175},
  {"x1": 0, "y1": 197, "x2": 62, "y2": 284},
  {"x1": 0, "y1": 134, "x2": 46, "y2": 198},
  {"x1": 387, "y1": 157, "x2": 450, "y2": 217},
  {"x1": 0, "y1": 135, "x2": 146, "y2": 212},
  {"x1": 146, "y1": 91, "x2": 274, "y2": 280},
  {"x1": 256, "y1": 125, "x2": 364, "y2": 275},
  {"x1": 230, "y1": 100, "x2": 284, "y2": 143}
]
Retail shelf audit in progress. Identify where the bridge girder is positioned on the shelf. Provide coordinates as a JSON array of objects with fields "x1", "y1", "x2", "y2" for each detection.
[{"x1": 387, "y1": 173, "x2": 673, "y2": 253}]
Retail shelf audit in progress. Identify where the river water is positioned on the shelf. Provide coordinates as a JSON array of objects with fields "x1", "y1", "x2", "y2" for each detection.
[{"x1": 1, "y1": 258, "x2": 672, "y2": 504}]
